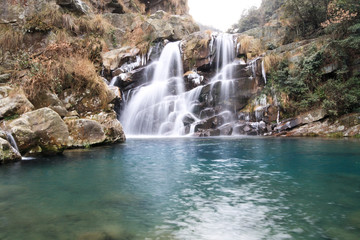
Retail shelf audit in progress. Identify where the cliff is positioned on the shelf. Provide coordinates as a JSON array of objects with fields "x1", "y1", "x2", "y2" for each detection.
[{"x1": 0, "y1": 0, "x2": 198, "y2": 162}]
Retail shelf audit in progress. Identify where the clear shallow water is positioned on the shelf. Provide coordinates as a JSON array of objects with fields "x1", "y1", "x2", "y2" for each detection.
[{"x1": 1, "y1": 137, "x2": 360, "y2": 240}]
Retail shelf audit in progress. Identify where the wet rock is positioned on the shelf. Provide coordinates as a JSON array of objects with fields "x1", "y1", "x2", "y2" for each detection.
[
  {"x1": 184, "y1": 71, "x2": 204, "y2": 90},
  {"x1": 218, "y1": 124, "x2": 233, "y2": 135},
  {"x1": 197, "y1": 128, "x2": 221, "y2": 137},
  {"x1": 0, "y1": 88, "x2": 34, "y2": 119},
  {"x1": 0, "y1": 138, "x2": 22, "y2": 164},
  {"x1": 182, "y1": 114, "x2": 196, "y2": 126},
  {"x1": 56, "y1": 0, "x2": 91, "y2": 15},
  {"x1": 199, "y1": 108, "x2": 215, "y2": 119},
  {"x1": 194, "y1": 115, "x2": 224, "y2": 132},
  {"x1": 8, "y1": 108, "x2": 69, "y2": 154}
]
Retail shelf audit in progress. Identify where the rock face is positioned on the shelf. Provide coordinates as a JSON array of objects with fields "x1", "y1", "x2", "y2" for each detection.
[
  {"x1": 8, "y1": 107, "x2": 69, "y2": 154},
  {"x1": 287, "y1": 113, "x2": 360, "y2": 137},
  {"x1": 140, "y1": 0, "x2": 189, "y2": 15},
  {"x1": 0, "y1": 88, "x2": 34, "y2": 120},
  {"x1": 276, "y1": 108, "x2": 327, "y2": 132},
  {"x1": 103, "y1": 11, "x2": 199, "y2": 52},
  {"x1": 182, "y1": 31, "x2": 213, "y2": 72},
  {"x1": 0, "y1": 137, "x2": 22, "y2": 164}
]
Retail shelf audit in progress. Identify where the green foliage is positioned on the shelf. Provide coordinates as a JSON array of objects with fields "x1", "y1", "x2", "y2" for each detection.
[
  {"x1": 322, "y1": 75, "x2": 360, "y2": 116},
  {"x1": 267, "y1": 40, "x2": 360, "y2": 118},
  {"x1": 4, "y1": 114, "x2": 20, "y2": 121},
  {"x1": 283, "y1": 0, "x2": 330, "y2": 37}
]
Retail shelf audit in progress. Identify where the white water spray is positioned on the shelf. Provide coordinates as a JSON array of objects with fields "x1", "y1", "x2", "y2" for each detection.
[{"x1": 121, "y1": 42, "x2": 201, "y2": 136}]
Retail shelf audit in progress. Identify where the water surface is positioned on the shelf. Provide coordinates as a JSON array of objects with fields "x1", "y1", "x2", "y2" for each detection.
[{"x1": 1, "y1": 137, "x2": 360, "y2": 239}]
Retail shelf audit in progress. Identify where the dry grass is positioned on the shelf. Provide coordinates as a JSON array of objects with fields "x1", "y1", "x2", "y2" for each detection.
[
  {"x1": 77, "y1": 14, "x2": 112, "y2": 35},
  {"x1": 263, "y1": 54, "x2": 282, "y2": 72},
  {"x1": 237, "y1": 35, "x2": 263, "y2": 56},
  {"x1": 0, "y1": 26, "x2": 24, "y2": 51}
]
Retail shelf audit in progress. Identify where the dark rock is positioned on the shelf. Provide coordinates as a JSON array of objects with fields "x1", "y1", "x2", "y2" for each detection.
[
  {"x1": 0, "y1": 74, "x2": 10, "y2": 83},
  {"x1": 218, "y1": 124, "x2": 233, "y2": 135},
  {"x1": 182, "y1": 114, "x2": 196, "y2": 126},
  {"x1": 199, "y1": 108, "x2": 215, "y2": 119},
  {"x1": 56, "y1": 0, "x2": 91, "y2": 14}
]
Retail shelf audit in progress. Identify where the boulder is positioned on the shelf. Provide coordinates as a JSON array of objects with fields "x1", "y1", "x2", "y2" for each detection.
[
  {"x1": 102, "y1": 47, "x2": 140, "y2": 71},
  {"x1": 66, "y1": 119, "x2": 106, "y2": 147},
  {"x1": 276, "y1": 108, "x2": 327, "y2": 132},
  {"x1": 0, "y1": 89, "x2": 34, "y2": 119},
  {"x1": 88, "y1": 111, "x2": 126, "y2": 143},
  {"x1": 31, "y1": 91, "x2": 67, "y2": 117},
  {"x1": 218, "y1": 124, "x2": 233, "y2": 135},
  {"x1": 0, "y1": 138, "x2": 22, "y2": 164},
  {"x1": 8, "y1": 107, "x2": 69, "y2": 154}
]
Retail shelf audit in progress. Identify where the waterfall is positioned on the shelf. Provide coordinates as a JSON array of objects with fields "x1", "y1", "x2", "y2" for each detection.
[
  {"x1": 214, "y1": 33, "x2": 235, "y2": 79},
  {"x1": 6, "y1": 132, "x2": 20, "y2": 153},
  {"x1": 261, "y1": 60, "x2": 267, "y2": 84},
  {"x1": 121, "y1": 41, "x2": 199, "y2": 136},
  {"x1": 210, "y1": 34, "x2": 237, "y2": 108}
]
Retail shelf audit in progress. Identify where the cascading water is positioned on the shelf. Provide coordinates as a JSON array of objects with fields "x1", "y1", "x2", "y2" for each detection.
[
  {"x1": 210, "y1": 34, "x2": 237, "y2": 111},
  {"x1": 6, "y1": 132, "x2": 19, "y2": 153},
  {"x1": 213, "y1": 33, "x2": 235, "y2": 80},
  {"x1": 120, "y1": 42, "x2": 200, "y2": 136}
]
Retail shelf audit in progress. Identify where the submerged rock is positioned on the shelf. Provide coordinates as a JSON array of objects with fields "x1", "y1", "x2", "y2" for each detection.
[{"x1": 0, "y1": 138, "x2": 22, "y2": 164}]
